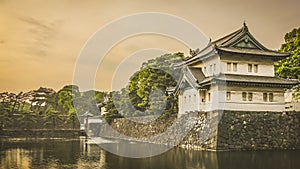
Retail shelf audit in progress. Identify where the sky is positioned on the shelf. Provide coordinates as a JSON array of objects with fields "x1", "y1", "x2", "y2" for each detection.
[{"x1": 0, "y1": 0, "x2": 299, "y2": 93}]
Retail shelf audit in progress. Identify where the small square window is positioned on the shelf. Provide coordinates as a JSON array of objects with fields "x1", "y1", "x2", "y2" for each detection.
[
  {"x1": 242, "y1": 92, "x2": 247, "y2": 101},
  {"x1": 254, "y1": 64, "x2": 258, "y2": 73},
  {"x1": 226, "y1": 92, "x2": 231, "y2": 100},
  {"x1": 248, "y1": 64, "x2": 252, "y2": 72},
  {"x1": 233, "y1": 63, "x2": 237, "y2": 72}
]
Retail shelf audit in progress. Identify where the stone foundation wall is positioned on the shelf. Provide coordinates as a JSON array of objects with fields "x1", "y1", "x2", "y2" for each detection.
[
  {"x1": 99, "y1": 111, "x2": 300, "y2": 151},
  {"x1": 217, "y1": 111, "x2": 300, "y2": 150}
]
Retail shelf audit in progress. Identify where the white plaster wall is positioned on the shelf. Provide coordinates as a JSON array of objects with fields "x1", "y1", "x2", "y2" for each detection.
[
  {"x1": 223, "y1": 102, "x2": 285, "y2": 112},
  {"x1": 199, "y1": 85, "x2": 227, "y2": 112},
  {"x1": 179, "y1": 87, "x2": 287, "y2": 113},
  {"x1": 198, "y1": 85, "x2": 286, "y2": 112},
  {"x1": 192, "y1": 56, "x2": 221, "y2": 77},
  {"x1": 284, "y1": 89, "x2": 294, "y2": 103},
  {"x1": 220, "y1": 60, "x2": 274, "y2": 76},
  {"x1": 178, "y1": 88, "x2": 200, "y2": 115},
  {"x1": 284, "y1": 89, "x2": 300, "y2": 111},
  {"x1": 218, "y1": 88, "x2": 285, "y2": 112},
  {"x1": 284, "y1": 102, "x2": 300, "y2": 111},
  {"x1": 224, "y1": 91, "x2": 284, "y2": 103}
]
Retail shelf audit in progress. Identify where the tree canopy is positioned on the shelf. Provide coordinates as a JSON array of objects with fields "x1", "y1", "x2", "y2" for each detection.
[
  {"x1": 104, "y1": 52, "x2": 184, "y2": 121},
  {"x1": 276, "y1": 28, "x2": 300, "y2": 80},
  {"x1": 275, "y1": 27, "x2": 300, "y2": 100},
  {"x1": 0, "y1": 85, "x2": 106, "y2": 130}
]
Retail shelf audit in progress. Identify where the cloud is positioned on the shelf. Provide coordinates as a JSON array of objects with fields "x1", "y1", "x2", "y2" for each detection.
[{"x1": 17, "y1": 16, "x2": 61, "y2": 58}]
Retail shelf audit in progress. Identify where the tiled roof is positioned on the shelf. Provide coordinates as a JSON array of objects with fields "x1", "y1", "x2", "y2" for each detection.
[
  {"x1": 181, "y1": 23, "x2": 290, "y2": 66},
  {"x1": 212, "y1": 26, "x2": 246, "y2": 47},
  {"x1": 217, "y1": 47, "x2": 289, "y2": 57},
  {"x1": 189, "y1": 67, "x2": 205, "y2": 82}
]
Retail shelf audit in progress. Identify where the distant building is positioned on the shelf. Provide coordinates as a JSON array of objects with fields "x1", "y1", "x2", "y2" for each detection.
[
  {"x1": 31, "y1": 87, "x2": 55, "y2": 107},
  {"x1": 174, "y1": 23, "x2": 299, "y2": 115}
]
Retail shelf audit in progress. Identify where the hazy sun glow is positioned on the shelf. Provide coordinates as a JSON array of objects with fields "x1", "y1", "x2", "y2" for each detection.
[{"x1": 0, "y1": 0, "x2": 299, "y2": 93}]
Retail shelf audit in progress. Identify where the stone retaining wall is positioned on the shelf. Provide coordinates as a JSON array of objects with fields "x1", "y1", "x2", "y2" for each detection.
[
  {"x1": 217, "y1": 111, "x2": 300, "y2": 150},
  {"x1": 99, "y1": 111, "x2": 300, "y2": 151}
]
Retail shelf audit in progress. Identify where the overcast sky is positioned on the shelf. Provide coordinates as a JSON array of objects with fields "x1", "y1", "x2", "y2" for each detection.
[{"x1": 0, "y1": 0, "x2": 299, "y2": 93}]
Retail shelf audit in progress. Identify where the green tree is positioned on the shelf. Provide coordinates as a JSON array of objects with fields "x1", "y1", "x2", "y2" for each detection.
[
  {"x1": 104, "y1": 52, "x2": 184, "y2": 119},
  {"x1": 44, "y1": 105, "x2": 60, "y2": 129},
  {"x1": 17, "y1": 110, "x2": 37, "y2": 129},
  {"x1": 126, "y1": 52, "x2": 183, "y2": 114},
  {"x1": 276, "y1": 28, "x2": 300, "y2": 79},
  {"x1": 0, "y1": 102, "x2": 11, "y2": 130},
  {"x1": 275, "y1": 27, "x2": 300, "y2": 100},
  {"x1": 103, "y1": 91, "x2": 123, "y2": 124},
  {"x1": 66, "y1": 106, "x2": 78, "y2": 129},
  {"x1": 57, "y1": 90, "x2": 74, "y2": 113}
]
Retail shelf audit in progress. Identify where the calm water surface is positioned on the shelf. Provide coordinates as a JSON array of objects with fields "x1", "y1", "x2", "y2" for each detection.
[{"x1": 0, "y1": 137, "x2": 299, "y2": 169}]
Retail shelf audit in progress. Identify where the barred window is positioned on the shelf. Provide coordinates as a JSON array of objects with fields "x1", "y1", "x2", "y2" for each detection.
[
  {"x1": 233, "y1": 63, "x2": 237, "y2": 72},
  {"x1": 269, "y1": 93, "x2": 274, "y2": 102},
  {"x1": 213, "y1": 63, "x2": 216, "y2": 72},
  {"x1": 254, "y1": 64, "x2": 258, "y2": 73},
  {"x1": 248, "y1": 92, "x2": 253, "y2": 101},
  {"x1": 242, "y1": 92, "x2": 247, "y2": 101},
  {"x1": 226, "y1": 92, "x2": 231, "y2": 100},
  {"x1": 227, "y1": 62, "x2": 231, "y2": 71},
  {"x1": 263, "y1": 93, "x2": 268, "y2": 102},
  {"x1": 248, "y1": 64, "x2": 252, "y2": 72}
]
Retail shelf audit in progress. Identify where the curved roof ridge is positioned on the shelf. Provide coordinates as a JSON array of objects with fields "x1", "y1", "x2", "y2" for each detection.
[{"x1": 212, "y1": 23, "x2": 248, "y2": 46}]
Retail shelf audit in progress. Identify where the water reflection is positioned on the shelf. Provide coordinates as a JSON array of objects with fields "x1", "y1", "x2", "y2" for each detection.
[
  {"x1": 1, "y1": 149, "x2": 32, "y2": 169},
  {"x1": 0, "y1": 137, "x2": 299, "y2": 169}
]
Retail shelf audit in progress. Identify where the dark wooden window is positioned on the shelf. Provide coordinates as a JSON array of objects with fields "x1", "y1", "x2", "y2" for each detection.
[
  {"x1": 254, "y1": 64, "x2": 258, "y2": 73},
  {"x1": 248, "y1": 64, "x2": 252, "y2": 72},
  {"x1": 226, "y1": 92, "x2": 231, "y2": 100},
  {"x1": 269, "y1": 93, "x2": 274, "y2": 102},
  {"x1": 227, "y1": 62, "x2": 231, "y2": 71},
  {"x1": 263, "y1": 93, "x2": 268, "y2": 102},
  {"x1": 248, "y1": 92, "x2": 253, "y2": 101},
  {"x1": 242, "y1": 92, "x2": 247, "y2": 101},
  {"x1": 233, "y1": 63, "x2": 237, "y2": 72}
]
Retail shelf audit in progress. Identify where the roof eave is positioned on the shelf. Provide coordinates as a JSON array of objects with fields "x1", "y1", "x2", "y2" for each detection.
[{"x1": 216, "y1": 47, "x2": 290, "y2": 59}]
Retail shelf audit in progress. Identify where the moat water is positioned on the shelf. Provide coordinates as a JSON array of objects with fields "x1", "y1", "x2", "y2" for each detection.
[{"x1": 0, "y1": 137, "x2": 299, "y2": 169}]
